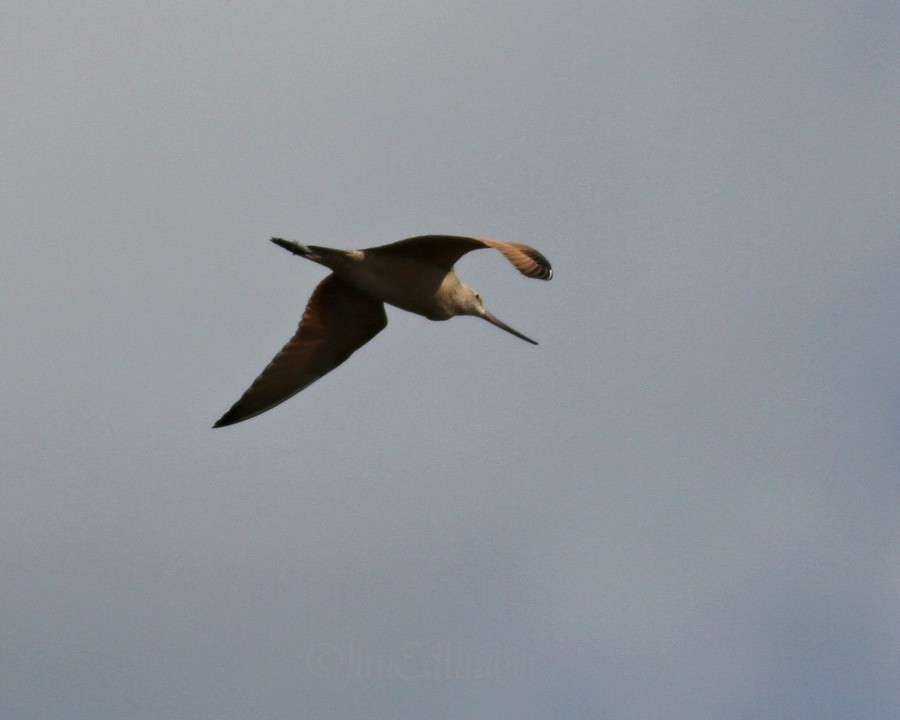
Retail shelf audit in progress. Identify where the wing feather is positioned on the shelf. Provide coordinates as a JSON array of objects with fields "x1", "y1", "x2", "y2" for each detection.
[
  {"x1": 371, "y1": 235, "x2": 552, "y2": 280},
  {"x1": 214, "y1": 274, "x2": 387, "y2": 427}
]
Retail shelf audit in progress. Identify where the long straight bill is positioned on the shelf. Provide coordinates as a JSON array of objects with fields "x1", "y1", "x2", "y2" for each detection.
[{"x1": 482, "y1": 310, "x2": 538, "y2": 345}]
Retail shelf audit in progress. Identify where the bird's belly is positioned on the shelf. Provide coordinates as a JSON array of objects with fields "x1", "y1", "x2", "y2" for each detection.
[
  {"x1": 335, "y1": 261, "x2": 454, "y2": 320},
  {"x1": 376, "y1": 284, "x2": 453, "y2": 320}
]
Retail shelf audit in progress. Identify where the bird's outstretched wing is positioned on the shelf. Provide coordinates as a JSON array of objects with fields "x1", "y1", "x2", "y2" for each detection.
[
  {"x1": 214, "y1": 274, "x2": 387, "y2": 427},
  {"x1": 370, "y1": 235, "x2": 553, "y2": 280}
]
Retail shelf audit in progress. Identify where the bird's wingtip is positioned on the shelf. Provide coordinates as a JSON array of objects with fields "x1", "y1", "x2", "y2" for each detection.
[{"x1": 212, "y1": 412, "x2": 236, "y2": 428}]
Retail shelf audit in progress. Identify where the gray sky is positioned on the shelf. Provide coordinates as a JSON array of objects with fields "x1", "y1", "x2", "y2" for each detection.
[{"x1": 4, "y1": 2, "x2": 900, "y2": 718}]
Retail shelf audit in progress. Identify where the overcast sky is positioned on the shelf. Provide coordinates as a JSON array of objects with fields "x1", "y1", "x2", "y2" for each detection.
[{"x1": 4, "y1": 2, "x2": 900, "y2": 718}]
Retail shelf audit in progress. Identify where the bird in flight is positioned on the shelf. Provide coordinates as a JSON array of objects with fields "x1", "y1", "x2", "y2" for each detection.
[{"x1": 214, "y1": 235, "x2": 553, "y2": 427}]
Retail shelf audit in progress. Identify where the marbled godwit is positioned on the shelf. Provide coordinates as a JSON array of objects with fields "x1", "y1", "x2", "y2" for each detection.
[{"x1": 214, "y1": 235, "x2": 552, "y2": 427}]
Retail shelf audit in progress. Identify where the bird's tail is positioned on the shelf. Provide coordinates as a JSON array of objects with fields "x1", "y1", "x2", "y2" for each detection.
[{"x1": 270, "y1": 237, "x2": 313, "y2": 257}]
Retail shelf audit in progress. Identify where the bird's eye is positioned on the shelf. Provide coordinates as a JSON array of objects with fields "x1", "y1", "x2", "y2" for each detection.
[{"x1": 475, "y1": 293, "x2": 481, "y2": 302}]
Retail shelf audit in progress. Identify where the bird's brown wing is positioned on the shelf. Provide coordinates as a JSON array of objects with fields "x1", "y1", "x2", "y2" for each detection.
[
  {"x1": 214, "y1": 274, "x2": 387, "y2": 427},
  {"x1": 370, "y1": 235, "x2": 553, "y2": 280},
  {"x1": 480, "y1": 238, "x2": 554, "y2": 280}
]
